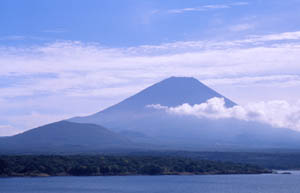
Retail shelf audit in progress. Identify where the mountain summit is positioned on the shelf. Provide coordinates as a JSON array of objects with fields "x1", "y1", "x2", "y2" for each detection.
[
  {"x1": 71, "y1": 77, "x2": 235, "y2": 126},
  {"x1": 102, "y1": 76, "x2": 236, "y2": 112}
]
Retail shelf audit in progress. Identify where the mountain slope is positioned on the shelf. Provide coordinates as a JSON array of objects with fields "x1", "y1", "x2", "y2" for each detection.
[{"x1": 0, "y1": 121, "x2": 134, "y2": 154}]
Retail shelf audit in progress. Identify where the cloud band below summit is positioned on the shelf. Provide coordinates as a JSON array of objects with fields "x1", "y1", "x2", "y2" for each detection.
[{"x1": 147, "y1": 97, "x2": 300, "y2": 131}]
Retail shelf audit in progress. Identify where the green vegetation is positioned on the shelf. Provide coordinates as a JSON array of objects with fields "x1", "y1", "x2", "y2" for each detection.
[{"x1": 0, "y1": 155, "x2": 270, "y2": 177}]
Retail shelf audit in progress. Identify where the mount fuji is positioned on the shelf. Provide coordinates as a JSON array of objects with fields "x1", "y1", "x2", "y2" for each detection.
[{"x1": 70, "y1": 77, "x2": 300, "y2": 150}]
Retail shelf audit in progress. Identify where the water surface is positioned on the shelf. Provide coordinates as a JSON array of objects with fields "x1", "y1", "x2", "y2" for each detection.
[{"x1": 1, "y1": 173, "x2": 300, "y2": 193}]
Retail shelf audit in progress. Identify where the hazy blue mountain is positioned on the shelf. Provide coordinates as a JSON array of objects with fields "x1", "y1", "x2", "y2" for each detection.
[
  {"x1": 103, "y1": 76, "x2": 236, "y2": 110},
  {"x1": 70, "y1": 77, "x2": 300, "y2": 150},
  {"x1": 0, "y1": 121, "x2": 135, "y2": 154}
]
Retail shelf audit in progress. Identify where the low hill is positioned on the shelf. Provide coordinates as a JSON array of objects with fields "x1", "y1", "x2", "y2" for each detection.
[{"x1": 0, "y1": 121, "x2": 134, "y2": 154}]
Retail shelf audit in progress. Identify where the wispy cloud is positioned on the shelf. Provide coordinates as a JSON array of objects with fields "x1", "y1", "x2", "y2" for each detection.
[
  {"x1": 203, "y1": 75, "x2": 300, "y2": 87},
  {"x1": 249, "y1": 31, "x2": 300, "y2": 42},
  {"x1": 0, "y1": 35, "x2": 26, "y2": 41},
  {"x1": 168, "y1": 5, "x2": 229, "y2": 14},
  {"x1": 147, "y1": 97, "x2": 300, "y2": 131},
  {"x1": 231, "y1": 2, "x2": 249, "y2": 6},
  {"x1": 167, "y1": 2, "x2": 248, "y2": 14},
  {"x1": 132, "y1": 31, "x2": 300, "y2": 52},
  {"x1": 0, "y1": 35, "x2": 48, "y2": 41},
  {"x1": 229, "y1": 23, "x2": 255, "y2": 32}
]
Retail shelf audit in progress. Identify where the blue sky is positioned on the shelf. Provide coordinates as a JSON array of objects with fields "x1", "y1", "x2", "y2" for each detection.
[
  {"x1": 2, "y1": 0, "x2": 300, "y2": 46},
  {"x1": 1, "y1": 0, "x2": 300, "y2": 135}
]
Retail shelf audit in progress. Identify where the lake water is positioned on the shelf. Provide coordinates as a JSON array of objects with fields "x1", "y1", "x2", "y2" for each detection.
[{"x1": 1, "y1": 173, "x2": 300, "y2": 193}]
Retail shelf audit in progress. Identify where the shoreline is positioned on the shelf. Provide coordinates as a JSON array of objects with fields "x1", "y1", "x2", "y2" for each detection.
[{"x1": 0, "y1": 171, "x2": 273, "y2": 178}]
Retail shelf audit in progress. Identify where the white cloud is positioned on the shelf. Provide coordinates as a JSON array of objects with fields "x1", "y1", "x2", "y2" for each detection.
[{"x1": 148, "y1": 98, "x2": 300, "y2": 131}]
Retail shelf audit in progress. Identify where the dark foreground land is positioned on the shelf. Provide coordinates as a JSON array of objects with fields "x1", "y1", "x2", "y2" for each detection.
[{"x1": 0, "y1": 155, "x2": 270, "y2": 177}]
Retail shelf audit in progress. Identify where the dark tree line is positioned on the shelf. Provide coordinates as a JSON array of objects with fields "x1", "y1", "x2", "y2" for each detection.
[
  {"x1": 0, "y1": 155, "x2": 270, "y2": 177},
  {"x1": 133, "y1": 151, "x2": 300, "y2": 170}
]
